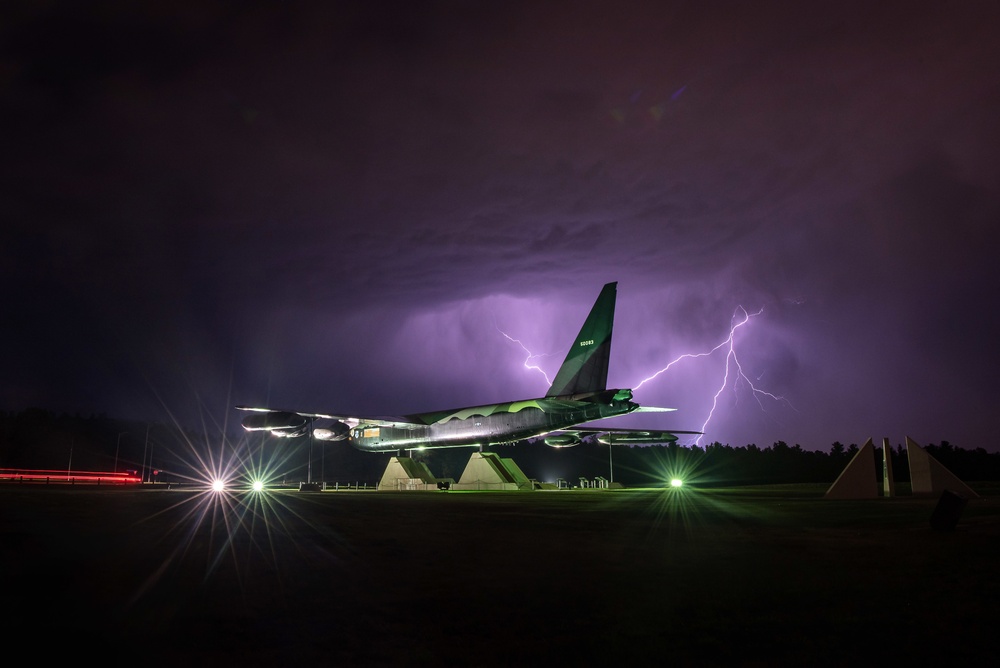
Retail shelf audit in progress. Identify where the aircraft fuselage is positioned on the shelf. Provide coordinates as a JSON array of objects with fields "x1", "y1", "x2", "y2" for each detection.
[
  {"x1": 238, "y1": 283, "x2": 698, "y2": 453},
  {"x1": 346, "y1": 389, "x2": 639, "y2": 453}
]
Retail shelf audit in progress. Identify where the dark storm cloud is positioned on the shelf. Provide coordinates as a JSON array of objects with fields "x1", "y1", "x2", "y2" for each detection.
[{"x1": 2, "y1": 1, "x2": 999, "y2": 451}]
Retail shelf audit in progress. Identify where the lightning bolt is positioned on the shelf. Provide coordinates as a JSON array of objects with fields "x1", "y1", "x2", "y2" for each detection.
[
  {"x1": 498, "y1": 306, "x2": 792, "y2": 447},
  {"x1": 634, "y1": 306, "x2": 793, "y2": 445},
  {"x1": 496, "y1": 323, "x2": 553, "y2": 386}
]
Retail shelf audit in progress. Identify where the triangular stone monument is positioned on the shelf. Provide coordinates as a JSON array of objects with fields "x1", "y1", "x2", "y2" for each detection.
[
  {"x1": 882, "y1": 437, "x2": 896, "y2": 498},
  {"x1": 452, "y1": 452, "x2": 530, "y2": 490},
  {"x1": 905, "y1": 437, "x2": 979, "y2": 498},
  {"x1": 825, "y1": 438, "x2": 878, "y2": 499},
  {"x1": 378, "y1": 456, "x2": 441, "y2": 491}
]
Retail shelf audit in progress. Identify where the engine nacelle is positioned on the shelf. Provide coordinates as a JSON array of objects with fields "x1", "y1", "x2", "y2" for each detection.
[
  {"x1": 313, "y1": 421, "x2": 351, "y2": 441},
  {"x1": 544, "y1": 434, "x2": 581, "y2": 448},
  {"x1": 597, "y1": 431, "x2": 678, "y2": 445}
]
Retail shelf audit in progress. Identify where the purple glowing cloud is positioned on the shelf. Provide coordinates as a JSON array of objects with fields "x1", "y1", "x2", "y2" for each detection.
[{"x1": 1, "y1": 1, "x2": 999, "y2": 452}]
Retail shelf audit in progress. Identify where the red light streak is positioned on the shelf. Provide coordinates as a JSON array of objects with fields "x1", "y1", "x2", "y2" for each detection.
[{"x1": 0, "y1": 468, "x2": 142, "y2": 485}]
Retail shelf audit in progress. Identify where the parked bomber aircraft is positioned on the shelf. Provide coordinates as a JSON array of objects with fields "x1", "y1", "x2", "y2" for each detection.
[{"x1": 237, "y1": 282, "x2": 700, "y2": 452}]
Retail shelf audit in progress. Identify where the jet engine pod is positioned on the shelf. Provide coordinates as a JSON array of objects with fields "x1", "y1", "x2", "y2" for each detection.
[
  {"x1": 313, "y1": 421, "x2": 351, "y2": 441},
  {"x1": 241, "y1": 411, "x2": 308, "y2": 432},
  {"x1": 544, "y1": 434, "x2": 581, "y2": 448},
  {"x1": 597, "y1": 431, "x2": 678, "y2": 445}
]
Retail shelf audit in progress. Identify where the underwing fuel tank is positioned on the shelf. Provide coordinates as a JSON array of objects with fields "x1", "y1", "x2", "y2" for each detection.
[
  {"x1": 597, "y1": 431, "x2": 678, "y2": 445},
  {"x1": 544, "y1": 434, "x2": 581, "y2": 448},
  {"x1": 313, "y1": 421, "x2": 351, "y2": 441}
]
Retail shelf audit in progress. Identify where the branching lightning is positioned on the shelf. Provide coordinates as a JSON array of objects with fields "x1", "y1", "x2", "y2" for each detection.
[
  {"x1": 634, "y1": 306, "x2": 793, "y2": 445},
  {"x1": 500, "y1": 305, "x2": 793, "y2": 447},
  {"x1": 496, "y1": 323, "x2": 553, "y2": 386}
]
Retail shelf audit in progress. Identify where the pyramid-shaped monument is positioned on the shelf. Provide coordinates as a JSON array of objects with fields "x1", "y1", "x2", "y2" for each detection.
[
  {"x1": 825, "y1": 438, "x2": 878, "y2": 499},
  {"x1": 905, "y1": 437, "x2": 978, "y2": 498}
]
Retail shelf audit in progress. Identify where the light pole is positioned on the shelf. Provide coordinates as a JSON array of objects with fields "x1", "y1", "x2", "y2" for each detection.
[
  {"x1": 307, "y1": 418, "x2": 314, "y2": 484},
  {"x1": 141, "y1": 423, "x2": 150, "y2": 484},
  {"x1": 608, "y1": 433, "x2": 614, "y2": 483},
  {"x1": 115, "y1": 432, "x2": 127, "y2": 473}
]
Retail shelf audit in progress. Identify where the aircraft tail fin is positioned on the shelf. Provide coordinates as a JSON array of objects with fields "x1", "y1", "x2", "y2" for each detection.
[{"x1": 545, "y1": 282, "x2": 617, "y2": 397}]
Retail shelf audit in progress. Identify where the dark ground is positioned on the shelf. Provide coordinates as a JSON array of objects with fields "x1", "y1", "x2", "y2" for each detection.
[{"x1": 1, "y1": 483, "x2": 998, "y2": 666}]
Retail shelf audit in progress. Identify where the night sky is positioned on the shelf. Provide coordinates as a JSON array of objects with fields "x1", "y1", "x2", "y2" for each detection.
[{"x1": 3, "y1": 1, "x2": 999, "y2": 452}]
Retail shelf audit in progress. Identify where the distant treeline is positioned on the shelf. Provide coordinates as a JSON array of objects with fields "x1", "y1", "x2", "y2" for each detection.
[
  {"x1": 454, "y1": 437, "x2": 1000, "y2": 487},
  {"x1": 0, "y1": 408, "x2": 210, "y2": 479},
  {"x1": 2, "y1": 408, "x2": 998, "y2": 486}
]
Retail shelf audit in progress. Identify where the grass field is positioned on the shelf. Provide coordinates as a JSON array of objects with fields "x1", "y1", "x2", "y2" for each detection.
[{"x1": 2, "y1": 483, "x2": 998, "y2": 666}]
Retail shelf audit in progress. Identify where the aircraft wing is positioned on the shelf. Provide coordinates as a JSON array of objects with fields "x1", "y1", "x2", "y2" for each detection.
[
  {"x1": 541, "y1": 403, "x2": 697, "y2": 443},
  {"x1": 235, "y1": 405, "x2": 427, "y2": 433}
]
